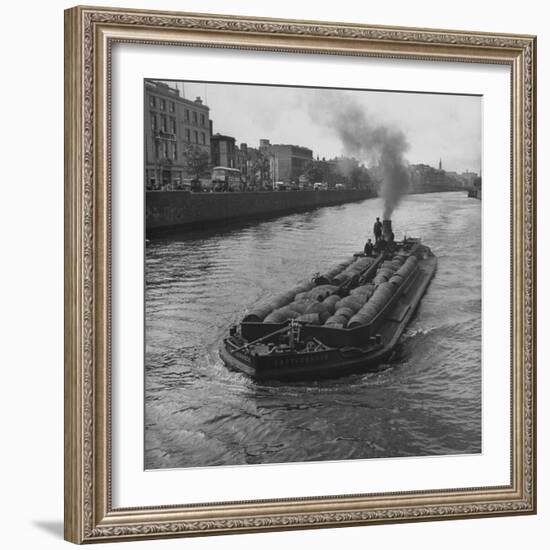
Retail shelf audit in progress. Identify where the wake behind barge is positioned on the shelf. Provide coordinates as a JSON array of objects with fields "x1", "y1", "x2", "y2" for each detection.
[{"x1": 220, "y1": 220, "x2": 437, "y2": 381}]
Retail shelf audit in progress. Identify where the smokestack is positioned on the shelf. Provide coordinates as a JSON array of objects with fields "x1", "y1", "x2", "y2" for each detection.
[{"x1": 382, "y1": 219, "x2": 393, "y2": 241}]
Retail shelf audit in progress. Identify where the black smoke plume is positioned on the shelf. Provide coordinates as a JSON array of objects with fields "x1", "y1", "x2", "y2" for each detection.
[{"x1": 308, "y1": 92, "x2": 410, "y2": 219}]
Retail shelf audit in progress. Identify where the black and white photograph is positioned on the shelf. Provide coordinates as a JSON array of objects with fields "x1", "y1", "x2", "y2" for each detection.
[{"x1": 144, "y1": 79, "x2": 482, "y2": 470}]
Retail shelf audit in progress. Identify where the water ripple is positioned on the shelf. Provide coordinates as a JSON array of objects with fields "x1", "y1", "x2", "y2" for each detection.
[{"x1": 145, "y1": 192, "x2": 482, "y2": 469}]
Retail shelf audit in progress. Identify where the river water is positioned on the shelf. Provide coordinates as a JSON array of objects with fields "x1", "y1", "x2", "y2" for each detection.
[{"x1": 145, "y1": 191, "x2": 481, "y2": 469}]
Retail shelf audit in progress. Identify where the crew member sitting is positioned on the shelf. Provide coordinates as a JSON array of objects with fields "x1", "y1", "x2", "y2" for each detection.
[{"x1": 364, "y1": 238, "x2": 374, "y2": 256}]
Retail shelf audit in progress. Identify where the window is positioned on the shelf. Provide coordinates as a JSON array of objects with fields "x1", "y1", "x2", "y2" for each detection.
[
  {"x1": 169, "y1": 101, "x2": 175, "y2": 112},
  {"x1": 201, "y1": 132, "x2": 206, "y2": 145},
  {"x1": 185, "y1": 109, "x2": 190, "y2": 122},
  {"x1": 170, "y1": 118, "x2": 176, "y2": 134},
  {"x1": 172, "y1": 142, "x2": 177, "y2": 160},
  {"x1": 150, "y1": 112, "x2": 156, "y2": 132},
  {"x1": 200, "y1": 113, "x2": 205, "y2": 126},
  {"x1": 194, "y1": 130, "x2": 198, "y2": 143},
  {"x1": 160, "y1": 98, "x2": 166, "y2": 111},
  {"x1": 149, "y1": 95, "x2": 156, "y2": 108},
  {"x1": 161, "y1": 115, "x2": 167, "y2": 132},
  {"x1": 156, "y1": 142, "x2": 161, "y2": 158},
  {"x1": 185, "y1": 128, "x2": 191, "y2": 142},
  {"x1": 193, "y1": 111, "x2": 198, "y2": 124},
  {"x1": 163, "y1": 142, "x2": 168, "y2": 157}
]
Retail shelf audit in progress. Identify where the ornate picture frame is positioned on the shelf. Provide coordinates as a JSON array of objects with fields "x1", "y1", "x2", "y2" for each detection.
[{"x1": 64, "y1": 5, "x2": 536, "y2": 544}]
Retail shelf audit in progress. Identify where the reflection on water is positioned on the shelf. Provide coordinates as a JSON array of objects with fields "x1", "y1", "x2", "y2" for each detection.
[{"x1": 145, "y1": 192, "x2": 481, "y2": 469}]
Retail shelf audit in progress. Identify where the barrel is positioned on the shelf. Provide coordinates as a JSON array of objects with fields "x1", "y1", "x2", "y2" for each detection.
[
  {"x1": 305, "y1": 301, "x2": 331, "y2": 315},
  {"x1": 264, "y1": 306, "x2": 300, "y2": 323},
  {"x1": 278, "y1": 291, "x2": 298, "y2": 306},
  {"x1": 348, "y1": 298, "x2": 382, "y2": 326},
  {"x1": 309, "y1": 284, "x2": 338, "y2": 301},
  {"x1": 351, "y1": 284, "x2": 375, "y2": 298},
  {"x1": 242, "y1": 288, "x2": 296, "y2": 321},
  {"x1": 322, "y1": 295, "x2": 340, "y2": 313},
  {"x1": 396, "y1": 257, "x2": 418, "y2": 280},
  {"x1": 295, "y1": 313, "x2": 321, "y2": 325},
  {"x1": 362, "y1": 303, "x2": 381, "y2": 317},
  {"x1": 349, "y1": 304, "x2": 379, "y2": 326},
  {"x1": 332, "y1": 272, "x2": 351, "y2": 285},
  {"x1": 334, "y1": 307, "x2": 355, "y2": 320},
  {"x1": 287, "y1": 281, "x2": 315, "y2": 297},
  {"x1": 319, "y1": 310, "x2": 331, "y2": 324},
  {"x1": 335, "y1": 295, "x2": 365, "y2": 312},
  {"x1": 324, "y1": 314, "x2": 348, "y2": 327},
  {"x1": 373, "y1": 274, "x2": 389, "y2": 285},
  {"x1": 389, "y1": 274, "x2": 404, "y2": 286},
  {"x1": 348, "y1": 313, "x2": 375, "y2": 328},
  {"x1": 286, "y1": 301, "x2": 310, "y2": 314},
  {"x1": 375, "y1": 281, "x2": 395, "y2": 296},
  {"x1": 350, "y1": 306, "x2": 380, "y2": 326},
  {"x1": 367, "y1": 297, "x2": 385, "y2": 310},
  {"x1": 316, "y1": 256, "x2": 356, "y2": 284},
  {"x1": 347, "y1": 314, "x2": 367, "y2": 327},
  {"x1": 242, "y1": 303, "x2": 276, "y2": 322}
]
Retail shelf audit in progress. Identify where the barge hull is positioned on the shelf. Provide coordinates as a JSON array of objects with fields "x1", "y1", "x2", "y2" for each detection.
[{"x1": 220, "y1": 256, "x2": 437, "y2": 381}]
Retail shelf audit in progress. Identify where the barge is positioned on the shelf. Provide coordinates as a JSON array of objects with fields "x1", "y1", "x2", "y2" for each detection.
[{"x1": 220, "y1": 220, "x2": 437, "y2": 381}]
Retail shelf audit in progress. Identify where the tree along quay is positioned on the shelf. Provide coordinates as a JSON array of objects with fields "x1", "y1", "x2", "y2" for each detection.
[{"x1": 146, "y1": 189, "x2": 375, "y2": 234}]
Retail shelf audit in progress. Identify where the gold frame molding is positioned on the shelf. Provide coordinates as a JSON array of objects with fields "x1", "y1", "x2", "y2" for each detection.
[{"x1": 64, "y1": 5, "x2": 537, "y2": 544}]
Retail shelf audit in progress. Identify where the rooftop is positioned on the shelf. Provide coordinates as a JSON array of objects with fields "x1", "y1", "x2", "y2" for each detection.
[{"x1": 145, "y1": 80, "x2": 210, "y2": 110}]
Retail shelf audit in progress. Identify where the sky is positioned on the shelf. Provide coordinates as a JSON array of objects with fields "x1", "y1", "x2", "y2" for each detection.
[{"x1": 162, "y1": 80, "x2": 481, "y2": 174}]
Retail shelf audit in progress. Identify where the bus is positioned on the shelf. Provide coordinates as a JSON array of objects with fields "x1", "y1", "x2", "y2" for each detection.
[{"x1": 211, "y1": 167, "x2": 242, "y2": 192}]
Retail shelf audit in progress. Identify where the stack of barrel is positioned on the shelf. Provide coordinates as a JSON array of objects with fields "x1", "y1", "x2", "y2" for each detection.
[
  {"x1": 323, "y1": 284, "x2": 375, "y2": 328},
  {"x1": 242, "y1": 279, "x2": 318, "y2": 323},
  {"x1": 331, "y1": 256, "x2": 375, "y2": 285},
  {"x1": 347, "y1": 255, "x2": 418, "y2": 328},
  {"x1": 261, "y1": 285, "x2": 341, "y2": 325},
  {"x1": 242, "y1": 255, "x2": 369, "y2": 325},
  {"x1": 314, "y1": 256, "x2": 357, "y2": 285},
  {"x1": 241, "y1": 253, "x2": 418, "y2": 329}
]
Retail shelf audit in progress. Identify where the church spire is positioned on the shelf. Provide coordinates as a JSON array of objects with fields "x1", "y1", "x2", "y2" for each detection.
[{"x1": 438, "y1": 158, "x2": 442, "y2": 170}]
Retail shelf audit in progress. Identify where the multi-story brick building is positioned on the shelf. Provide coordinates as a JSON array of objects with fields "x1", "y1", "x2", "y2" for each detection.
[
  {"x1": 259, "y1": 140, "x2": 313, "y2": 184},
  {"x1": 144, "y1": 80, "x2": 211, "y2": 189}
]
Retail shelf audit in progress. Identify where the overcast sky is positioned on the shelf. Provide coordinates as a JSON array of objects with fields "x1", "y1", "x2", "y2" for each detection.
[{"x1": 163, "y1": 80, "x2": 481, "y2": 174}]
